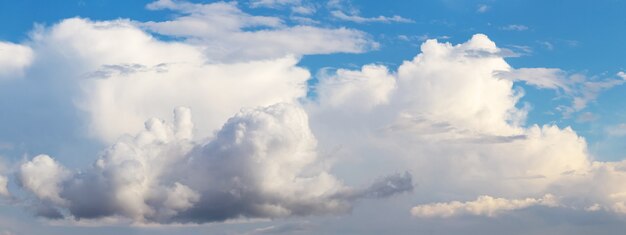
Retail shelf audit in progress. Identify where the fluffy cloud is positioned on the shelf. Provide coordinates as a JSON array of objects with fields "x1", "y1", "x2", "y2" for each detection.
[
  {"x1": 308, "y1": 34, "x2": 626, "y2": 218},
  {"x1": 17, "y1": 104, "x2": 411, "y2": 223},
  {"x1": 316, "y1": 64, "x2": 396, "y2": 111},
  {"x1": 143, "y1": 0, "x2": 375, "y2": 62},
  {"x1": 411, "y1": 194, "x2": 558, "y2": 218},
  {"x1": 0, "y1": 41, "x2": 33, "y2": 80},
  {"x1": 17, "y1": 155, "x2": 70, "y2": 205},
  {"x1": 23, "y1": 17, "x2": 310, "y2": 143}
]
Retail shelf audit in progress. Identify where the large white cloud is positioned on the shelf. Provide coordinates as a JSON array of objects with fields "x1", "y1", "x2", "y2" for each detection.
[
  {"x1": 2, "y1": 1, "x2": 626, "y2": 232},
  {"x1": 17, "y1": 104, "x2": 411, "y2": 223},
  {"x1": 308, "y1": 34, "x2": 626, "y2": 218},
  {"x1": 23, "y1": 17, "x2": 310, "y2": 143}
]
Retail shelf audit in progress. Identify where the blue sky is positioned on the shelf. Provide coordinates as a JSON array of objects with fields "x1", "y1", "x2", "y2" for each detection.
[{"x1": 1, "y1": 0, "x2": 626, "y2": 234}]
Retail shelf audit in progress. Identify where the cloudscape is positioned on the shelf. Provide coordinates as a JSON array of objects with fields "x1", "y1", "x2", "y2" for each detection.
[{"x1": 1, "y1": 0, "x2": 626, "y2": 234}]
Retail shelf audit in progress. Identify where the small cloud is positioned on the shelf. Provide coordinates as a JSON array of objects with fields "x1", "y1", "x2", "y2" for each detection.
[
  {"x1": 617, "y1": 71, "x2": 626, "y2": 80},
  {"x1": 290, "y1": 16, "x2": 320, "y2": 25},
  {"x1": 398, "y1": 34, "x2": 450, "y2": 42},
  {"x1": 576, "y1": 112, "x2": 597, "y2": 123},
  {"x1": 507, "y1": 45, "x2": 533, "y2": 55},
  {"x1": 411, "y1": 194, "x2": 559, "y2": 218},
  {"x1": 331, "y1": 10, "x2": 414, "y2": 23},
  {"x1": 476, "y1": 4, "x2": 490, "y2": 13},
  {"x1": 606, "y1": 123, "x2": 626, "y2": 137},
  {"x1": 538, "y1": 41, "x2": 555, "y2": 50},
  {"x1": 501, "y1": 24, "x2": 529, "y2": 31}
]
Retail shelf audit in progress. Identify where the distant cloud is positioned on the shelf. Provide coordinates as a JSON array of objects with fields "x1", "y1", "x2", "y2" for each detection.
[
  {"x1": 538, "y1": 41, "x2": 555, "y2": 50},
  {"x1": 476, "y1": 4, "x2": 490, "y2": 13},
  {"x1": 411, "y1": 194, "x2": 559, "y2": 218},
  {"x1": 501, "y1": 24, "x2": 529, "y2": 31},
  {"x1": 331, "y1": 10, "x2": 414, "y2": 23},
  {"x1": 606, "y1": 123, "x2": 626, "y2": 137},
  {"x1": 576, "y1": 112, "x2": 597, "y2": 123},
  {"x1": 498, "y1": 69, "x2": 626, "y2": 117}
]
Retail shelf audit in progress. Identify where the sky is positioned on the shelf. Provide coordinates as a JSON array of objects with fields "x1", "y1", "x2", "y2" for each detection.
[{"x1": 0, "y1": 0, "x2": 626, "y2": 234}]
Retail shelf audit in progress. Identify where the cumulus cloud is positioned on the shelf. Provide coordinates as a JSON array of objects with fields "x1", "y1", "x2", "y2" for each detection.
[
  {"x1": 22, "y1": 17, "x2": 310, "y2": 143},
  {"x1": 411, "y1": 194, "x2": 558, "y2": 218},
  {"x1": 316, "y1": 64, "x2": 396, "y2": 111},
  {"x1": 0, "y1": 41, "x2": 34, "y2": 80},
  {"x1": 18, "y1": 155, "x2": 70, "y2": 205},
  {"x1": 307, "y1": 34, "x2": 626, "y2": 218},
  {"x1": 143, "y1": 0, "x2": 375, "y2": 62},
  {"x1": 17, "y1": 104, "x2": 411, "y2": 223},
  {"x1": 330, "y1": 11, "x2": 414, "y2": 23},
  {"x1": 2, "y1": 0, "x2": 625, "y2": 229}
]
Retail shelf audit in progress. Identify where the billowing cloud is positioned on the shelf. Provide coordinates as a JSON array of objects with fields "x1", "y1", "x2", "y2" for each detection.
[
  {"x1": 411, "y1": 194, "x2": 558, "y2": 218},
  {"x1": 17, "y1": 104, "x2": 411, "y2": 223},
  {"x1": 307, "y1": 34, "x2": 626, "y2": 218},
  {"x1": 2, "y1": 0, "x2": 625, "y2": 231},
  {"x1": 143, "y1": 0, "x2": 376, "y2": 62},
  {"x1": 316, "y1": 64, "x2": 396, "y2": 111},
  {"x1": 18, "y1": 155, "x2": 70, "y2": 205},
  {"x1": 23, "y1": 17, "x2": 310, "y2": 143},
  {"x1": 0, "y1": 41, "x2": 34, "y2": 80}
]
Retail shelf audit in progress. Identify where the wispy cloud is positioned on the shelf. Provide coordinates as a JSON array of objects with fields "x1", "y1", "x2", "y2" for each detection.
[
  {"x1": 476, "y1": 4, "x2": 490, "y2": 13},
  {"x1": 501, "y1": 24, "x2": 529, "y2": 31},
  {"x1": 331, "y1": 10, "x2": 414, "y2": 23}
]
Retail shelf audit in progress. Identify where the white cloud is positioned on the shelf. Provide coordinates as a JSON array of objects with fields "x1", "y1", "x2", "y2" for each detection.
[
  {"x1": 411, "y1": 194, "x2": 558, "y2": 218},
  {"x1": 501, "y1": 24, "x2": 529, "y2": 31},
  {"x1": 497, "y1": 68, "x2": 567, "y2": 90},
  {"x1": 17, "y1": 104, "x2": 411, "y2": 223},
  {"x1": 143, "y1": 1, "x2": 375, "y2": 62},
  {"x1": 476, "y1": 4, "x2": 490, "y2": 13},
  {"x1": 307, "y1": 34, "x2": 626, "y2": 219},
  {"x1": 316, "y1": 64, "x2": 396, "y2": 111},
  {"x1": 331, "y1": 10, "x2": 414, "y2": 23},
  {"x1": 0, "y1": 41, "x2": 34, "y2": 80},
  {"x1": 18, "y1": 155, "x2": 70, "y2": 205},
  {"x1": 24, "y1": 17, "x2": 310, "y2": 143}
]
